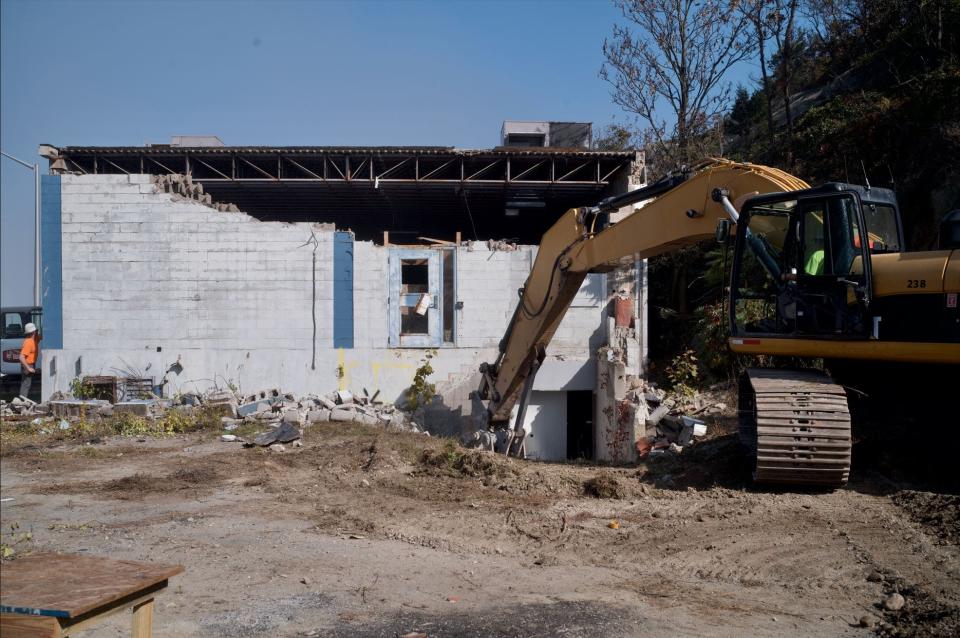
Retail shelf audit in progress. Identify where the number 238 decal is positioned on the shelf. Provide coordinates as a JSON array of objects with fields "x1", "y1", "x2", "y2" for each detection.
[{"x1": 906, "y1": 279, "x2": 927, "y2": 288}]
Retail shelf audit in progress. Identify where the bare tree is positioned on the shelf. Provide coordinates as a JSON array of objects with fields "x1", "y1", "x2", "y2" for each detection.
[
  {"x1": 601, "y1": 0, "x2": 751, "y2": 170},
  {"x1": 741, "y1": 0, "x2": 777, "y2": 144},
  {"x1": 770, "y1": 0, "x2": 800, "y2": 163}
]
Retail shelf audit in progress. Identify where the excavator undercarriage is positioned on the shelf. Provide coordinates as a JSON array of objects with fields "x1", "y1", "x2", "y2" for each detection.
[{"x1": 739, "y1": 369, "x2": 852, "y2": 488}]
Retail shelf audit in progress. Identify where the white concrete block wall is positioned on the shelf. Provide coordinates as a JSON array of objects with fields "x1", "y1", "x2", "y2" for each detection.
[
  {"x1": 453, "y1": 245, "x2": 532, "y2": 348},
  {"x1": 43, "y1": 175, "x2": 611, "y2": 422},
  {"x1": 59, "y1": 174, "x2": 332, "y2": 351}
]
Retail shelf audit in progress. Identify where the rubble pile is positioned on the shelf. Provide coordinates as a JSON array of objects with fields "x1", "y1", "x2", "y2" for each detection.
[
  {"x1": 2, "y1": 384, "x2": 425, "y2": 448},
  {"x1": 632, "y1": 382, "x2": 728, "y2": 459},
  {"x1": 1, "y1": 396, "x2": 46, "y2": 418},
  {"x1": 214, "y1": 386, "x2": 425, "y2": 449}
]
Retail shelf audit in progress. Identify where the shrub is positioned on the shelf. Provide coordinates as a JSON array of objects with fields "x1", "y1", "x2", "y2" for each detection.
[{"x1": 405, "y1": 350, "x2": 437, "y2": 410}]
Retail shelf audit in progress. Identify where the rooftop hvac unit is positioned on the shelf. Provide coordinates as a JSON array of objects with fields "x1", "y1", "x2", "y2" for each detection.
[{"x1": 501, "y1": 121, "x2": 592, "y2": 149}]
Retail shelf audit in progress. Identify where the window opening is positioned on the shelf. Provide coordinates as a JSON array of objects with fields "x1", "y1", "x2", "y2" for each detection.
[
  {"x1": 442, "y1": 249, "x2": 456, "y2": 343},
  {"x1": 400, "y1": 259, "x2": 430, "y2": 336},
  {"x1": 2, "y1": 312, "x2": 26, "y2": 339}
]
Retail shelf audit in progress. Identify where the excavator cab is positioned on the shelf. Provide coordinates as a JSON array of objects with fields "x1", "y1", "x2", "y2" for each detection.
[{"x1": 729, "y1": 184, "x2": 901, "y2": 340}]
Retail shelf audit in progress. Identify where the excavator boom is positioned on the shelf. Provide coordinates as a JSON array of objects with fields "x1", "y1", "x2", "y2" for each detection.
[{"x1": 479, "y1": 159, "x2": 809, "y2": 424}]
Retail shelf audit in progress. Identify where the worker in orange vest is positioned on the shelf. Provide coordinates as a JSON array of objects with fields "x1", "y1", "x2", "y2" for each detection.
[{"x1": 18, "y1": 322, "x2": 40, "y2": 399}]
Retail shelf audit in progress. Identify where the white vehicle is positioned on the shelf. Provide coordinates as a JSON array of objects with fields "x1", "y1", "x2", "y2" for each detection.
[{"x1": 1, "y1": 306, "x2": 42, "y2": 383}]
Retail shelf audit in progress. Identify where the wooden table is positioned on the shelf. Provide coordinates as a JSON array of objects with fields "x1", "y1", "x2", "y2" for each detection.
[{"x1": 0, "y1": 553, "x2": 183, "y2": 637}]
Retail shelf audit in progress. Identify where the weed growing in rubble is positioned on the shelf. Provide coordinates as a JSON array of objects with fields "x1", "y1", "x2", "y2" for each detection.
[
  {"x1": 666, "y1": 349, "x2": 699, "y2": 398},
  {"x1": 112, "y1": 413, "x2": 164, "y2": 437},
  {"x1": 405, "y1": 350, "x2": 437, "y2": 410},
  {"x1": 163, "y1": 410, "x2": 195, "y2": 434},
  {"x1": 69, "y1": 376, "x2": 96, "y2": 399}
]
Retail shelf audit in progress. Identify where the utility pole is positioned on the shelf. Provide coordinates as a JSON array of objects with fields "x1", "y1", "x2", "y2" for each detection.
[{"x1": 1, "y1": 150, "x2": 41, "y2": 307}]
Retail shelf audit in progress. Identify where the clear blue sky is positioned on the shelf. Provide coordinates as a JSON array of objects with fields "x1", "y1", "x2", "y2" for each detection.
[{"x1": 1, "y1": 0, "x2": 756, "y2": 305}]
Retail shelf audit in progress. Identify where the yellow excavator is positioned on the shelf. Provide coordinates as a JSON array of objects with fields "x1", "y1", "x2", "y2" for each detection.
[{"x1": 478, "y1": 159, "x2": 960, "y2": 488}]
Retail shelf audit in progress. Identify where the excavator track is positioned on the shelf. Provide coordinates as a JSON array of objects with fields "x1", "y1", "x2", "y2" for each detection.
[{"x1": 739, "y1": 368, "x2": 851, "y2": 488}]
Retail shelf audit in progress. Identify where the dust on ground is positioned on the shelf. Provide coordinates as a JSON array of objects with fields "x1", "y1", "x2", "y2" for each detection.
[{"x1": 1, "y1": 419, "x2": 958, "y2": 637}]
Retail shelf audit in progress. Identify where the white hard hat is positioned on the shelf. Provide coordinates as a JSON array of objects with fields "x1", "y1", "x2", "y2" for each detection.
[{"x1": 24, "y1": 323, "x2": 37, "y2": 334}]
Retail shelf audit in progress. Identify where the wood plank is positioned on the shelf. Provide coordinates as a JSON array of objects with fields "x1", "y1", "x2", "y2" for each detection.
[
  {"x1": 0, "y1": 553, "x2": 182, "y2": 619},
  {"x1": 131, "y1": 599, "x2": 154, "y2": 638},
  {"x1": 0, "y1": 613, "x2": 60, "y2": 638},
  {"x1": 59, "y1": 586, "x2": 162, "y2": 636},
  {"x1": 416, "y1": 236, "x2": 454, "y2": 245}
]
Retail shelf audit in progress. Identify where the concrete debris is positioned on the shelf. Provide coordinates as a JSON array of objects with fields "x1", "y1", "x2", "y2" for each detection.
[
  {"x1": 153, "y1": 173, "x2": 241, "y2": 212},
  {"x1": 330, "y1": 407, "x2": 356, "y2": 422},
  {"x1": 631, "y1": 381, "x2": 723, "y2": 459},
  {"x1": 486, "y1": 238, "x2": 518, "y2": 251},
  {"x1": 114, "y1": 399, "x2": 165, "y2": 417},
  {"x1": 8, "y1": 383, "x2": 423, "y2": 446},
  {"x1": 465, "y1": 429, "x2": 497, "y2": 451},
  {"x1": 281, "y1": 408, "x2": 303, "y2": 425},
  {"x1": 204, "y1": 390, "x2": 239, "y2": 418},
  {"x1": 307, "y1": 409, "x2": 331, "y2": 424},
  {"x1": 49, "y1": 399, "x2": 110, "y2": 419}
]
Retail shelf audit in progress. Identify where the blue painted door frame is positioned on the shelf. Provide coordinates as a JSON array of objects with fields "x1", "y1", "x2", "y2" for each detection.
[{"x1": 388, "y1": 249, "x2": 441, "y2": 347}]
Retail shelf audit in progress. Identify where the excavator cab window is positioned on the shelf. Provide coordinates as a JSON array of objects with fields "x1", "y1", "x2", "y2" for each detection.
[
  {"x1": 731, "y1": 201, "x2": 794, "y2": 334},
  {"x1": 732, "y1": 193, "x2": 872, "y2": 338},
  {"x1": 861, "y1": 203, "x2": 902, "y2": 253}
]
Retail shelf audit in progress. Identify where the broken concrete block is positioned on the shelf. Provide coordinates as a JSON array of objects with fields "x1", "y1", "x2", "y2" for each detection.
[
  {"x1": 336, "y1": 390, "x2": 353, "y2": 405},
  {"x1": 237, "y1": 399, "x2": 273, "y2": 417},
  {"x1": 50, "y1": 399, "x2": 109, "y2": 419},
  {"x1": 330, "y1": 408, "x2": 356, "y2": 422},
  {"x1": 114, "y1": 400, "x2": 159, "y2": 417},
  {"x1": 307, "y1": 408, "x2": 331, "y2": 424},
  {"x1": 359, "y1": 414, "x2": 378, "y2": 426},
  {"x1": 205, "y1": 390, "x2": 238, "y2": 418},
  {"x1": 221, "y1": 434, "x2": 239, "y2": 442},
  {"x1": 281, "y1": 409, "x2": 304, "y2": 425},
  {"x1": 646, "y1": 404, "x2": 670, "y2": 427},
  {"x1": 317, "y1": 396, "x2": 337, "y2": 410}
]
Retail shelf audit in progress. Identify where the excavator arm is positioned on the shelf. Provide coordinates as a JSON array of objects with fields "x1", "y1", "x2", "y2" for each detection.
[{"x1": 478, "y1": 159, "x2": 809, "y2": 427}]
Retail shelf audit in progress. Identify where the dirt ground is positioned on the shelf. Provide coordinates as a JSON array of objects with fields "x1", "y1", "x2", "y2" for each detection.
[{"x1": 1, "y1": 416, "x2": 958, "y2": 637}]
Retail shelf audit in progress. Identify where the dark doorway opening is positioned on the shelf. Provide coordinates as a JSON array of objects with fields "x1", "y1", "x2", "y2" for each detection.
[{"x1": 566, "y1": 390, "x2": 594, "y2": 460}]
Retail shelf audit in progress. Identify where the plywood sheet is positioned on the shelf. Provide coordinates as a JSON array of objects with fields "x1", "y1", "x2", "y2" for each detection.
[{"x1": 0, "y1": 553, "x2": 183, "y2": 618}]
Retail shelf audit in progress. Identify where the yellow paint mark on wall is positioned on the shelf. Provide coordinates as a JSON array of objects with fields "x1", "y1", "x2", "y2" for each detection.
[{"x1": 336, "y1": 348, "x2": 359, "y2": 391}]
